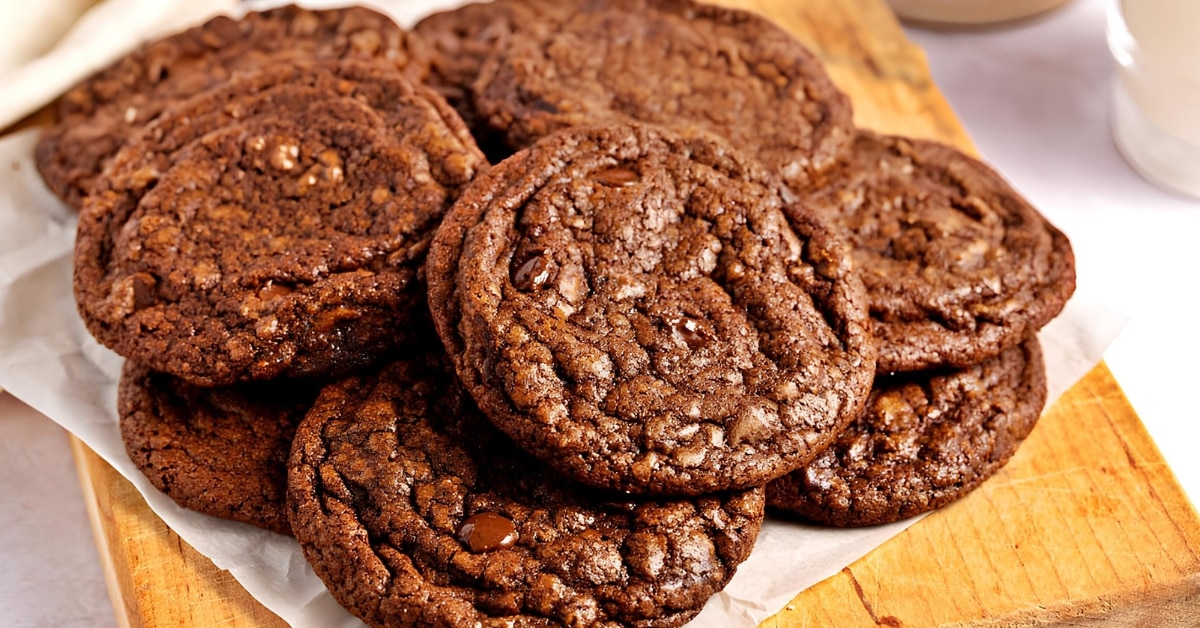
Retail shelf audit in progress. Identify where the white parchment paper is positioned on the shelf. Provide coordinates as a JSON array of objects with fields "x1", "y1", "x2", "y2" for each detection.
[{"x1": 0, "y1": 1, "x2": 1129, "y2": 626}]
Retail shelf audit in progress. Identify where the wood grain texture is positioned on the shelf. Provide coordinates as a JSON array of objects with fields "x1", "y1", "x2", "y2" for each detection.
[
  {"x1": 71, "y1": 438, "x2": 287, "y2": 628},
  {"x1": 760, "y1": 363, "x2": 1200, "y2": 627},
  {"x1": 727, "y1": 0, "x2": 975, "y2": 150},
  {"x1": 60, "y1": 0, "x2": 1200, "y2": 626}
]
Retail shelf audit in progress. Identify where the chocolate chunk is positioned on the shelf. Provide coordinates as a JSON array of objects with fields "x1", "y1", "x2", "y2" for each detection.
[
  {"x1": 594, "y1": 166, "x2": 640, "y2": 187},
  {"x1": 670, "y1": 316, "x2": 710, "y2": 350},
  {"x1": 458, "y1": 512, "x2": 519, "y2": 552},
  {"x1": 512, "y1": 253, "x2": 553, "y2": 292}
]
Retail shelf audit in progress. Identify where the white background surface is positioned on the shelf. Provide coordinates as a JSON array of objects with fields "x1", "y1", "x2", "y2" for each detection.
[{"x1": 1, "y1": 0, "x2": 1197, "y2": 626}]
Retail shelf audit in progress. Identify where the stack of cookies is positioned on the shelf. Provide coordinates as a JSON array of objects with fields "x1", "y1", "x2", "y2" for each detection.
[{"x1": 40, "y1": 2, "x2": 1076, "y2": 626}]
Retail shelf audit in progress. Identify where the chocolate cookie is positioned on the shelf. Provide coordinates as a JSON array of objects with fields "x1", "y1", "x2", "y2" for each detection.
[
  {"x1": 36, "y1": 4, "x2": 428, "y2": 209},
  {"x1": 795, "y1": 132, "x2": 1076, "y2": 372},
  {"x1": 472, "y1": 0, "x2": 854, "y2": 189},
  {"x1": 767, "y1": 337, "x2": 1046, "y2": 527},
  {"x1": 427, "y1": 124, "x2": 875, "y2": 495},
  {"x1": 119, "y1": 362, "x2": 317, "y2": 535},
  {"x1": 287, "y1": 353, "x2": 764, "y2": 628},
  {"x1": 75, "y1": 80, "x2": 486, "y2": 385}
]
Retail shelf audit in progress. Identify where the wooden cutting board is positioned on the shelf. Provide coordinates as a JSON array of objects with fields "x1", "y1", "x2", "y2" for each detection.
[{"x1": 58, "y1": 0, "x2": 1200, "y2": 626}]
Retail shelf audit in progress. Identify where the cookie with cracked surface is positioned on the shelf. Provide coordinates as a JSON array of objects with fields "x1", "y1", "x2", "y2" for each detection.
[
  {"x1": 287, "y1": 353, "x2": 764, "y2": 628},
  {"x1": 767, "y1": 337, "x2": 1046, "y2": 527},
  {"x1": 119, "y1": 361, "x2": 318, "y2": 535},
  {"x1": 427, "y1": 123, "x2": 876, "y2": 495},
  {"x1": 472, "y1": 0, "x2": 853, "y2": 190},
  {"x1": 75, "y1": 84, "x2": 485, "y2": 385},
  {"x1": 795, "y1": 132, "x2": 1075, "y2": 373},
  {"x1": 36, "y1": 4, "x2": 428, "y2": 209}
]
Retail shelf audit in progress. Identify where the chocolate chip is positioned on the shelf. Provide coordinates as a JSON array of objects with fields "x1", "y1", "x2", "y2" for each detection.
[
  {"x1": 600, "y1": 500, "x2": 640, "y2": 512},
  {"x1": 258, "y1": 282, "x2": 293, "y2": 302},
  {"x1": 513, "y1": 254, "x2": 552, "y2": 291},
  {"x1": 594, "y1": 167, "x2": 640, "y2": 187},
  {"x1": 530, "y1": 97, "x2": 559, "y2": 113},
  {"x1": 313, "y1": 306, "x2": 358, "y2": 334},
  {"x1": 132, "y1": 273, "x2": 158, "y2": 311},
  {"x1": 670, "y1": 316, "x2": 710, "y2": 349},
  {"x1": 270, "y1": 141, "x2": 299, "y2": 171},
  {"x1": 458, "y1": 512, "x2": 518, "y2": 553}
]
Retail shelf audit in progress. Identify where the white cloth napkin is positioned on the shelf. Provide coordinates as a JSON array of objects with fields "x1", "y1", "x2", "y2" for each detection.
[{"x1": 0, "y1": 0, "x2": 237, "y2": 131}]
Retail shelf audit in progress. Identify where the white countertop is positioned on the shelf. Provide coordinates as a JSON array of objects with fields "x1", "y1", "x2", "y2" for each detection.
[
  {"x1": 2, "y1": 0, "x2": 1198, "y2": 625},
  {"x1": 0, "y1": 394, "x2": 113, "y2": 628}
]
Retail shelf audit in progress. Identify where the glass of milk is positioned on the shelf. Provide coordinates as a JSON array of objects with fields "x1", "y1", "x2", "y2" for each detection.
[
  {"x1": 1109, "y1": 0, "x2": 1200, "y2": 199},
  {"x1": 886, "y1": 0, "x2": 1072, "y2": 24}
]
